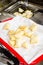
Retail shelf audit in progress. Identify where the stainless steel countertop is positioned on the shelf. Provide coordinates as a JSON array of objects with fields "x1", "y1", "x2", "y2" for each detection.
[{"x1": 0, "y1": 12, "x2": 14, "y2": 21}]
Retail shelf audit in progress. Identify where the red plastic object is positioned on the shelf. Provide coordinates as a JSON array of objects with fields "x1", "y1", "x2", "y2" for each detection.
[
  {"x1": 2, "y1": 18, "x2": 13, "y2": 22},
  {"x1": 0, "y1": 18, "x2": 43, "y2": 65}
]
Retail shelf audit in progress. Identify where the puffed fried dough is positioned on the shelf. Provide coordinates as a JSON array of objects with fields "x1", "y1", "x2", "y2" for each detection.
[
  {"x1": 22, "y1": 13, "x2": 27, "y2": 17},
  {"x1": 30, "y1": 34, "x2": 38, "y2": 44},
  {"x1": 19, "y1": 26, "x2": 29, "y2": 31},
  {"x1": 26, "y1": 14, "x2": 32, "y2": 18},
  {"x1": 14, "y1": 12, "x2": 19, "y2": 16},
  {"x1": 14, "y1": 12, "x2": 22, "y2": 16},
  {"x1": 24, "y1": 32, "x2": 32, "y2": 38},
  {"x1": 3, "y1": 23, "x2": 10, "y2": 30},
  {"x1": 9, "y1": 40, "x2": 16, "y2": 46},
  {"x1": 14, "y1": 44, "x2": 21, "y2": 48},
  {"x1": 15, "y1": 28, "x2": 21, "y2": 34},
  {"x1": 8, "y1": 30, "x2": 15, "y2": 35},
  {"x1": 14, "y1": 45, "x2": 21, "y2": 48},
  {"x1": 15, "y1": 31, "x2": 24, "y2": 38},
  {"x1": 8, "y1": 25, "x2": 38, "y2": 48},
  {"x1": 19, "y1": 8, "x2": 24, "y2": 13},
  {"x1": 25, "y1": 10, "x2": 31, "y2": 14},
  {"x1": 22, "y1": 42, "x2": 28, "y2": 48},
  {"x1": 14, "y1": 38, "x2": 22, "y2": 48},
  {"x1": 14, "y1": 40, "x2": 21, "y2": 48},
  {"x1": 9, "y1": 35, "x2": 16, "y2": 41},
  {"x1": 29, "y1": 24, "x2": 37, "y2": 31}
]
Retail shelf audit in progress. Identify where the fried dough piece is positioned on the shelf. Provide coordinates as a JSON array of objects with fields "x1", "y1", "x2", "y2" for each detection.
[
  {"x1": 22, "y1": 42, "x2": 29, "y2": 48},
  {"x1": 22, "y1": 13, "x2": 27, "y2": 17},
  {"x1": 8, "y1": 30, "x2": 15, "y2": 35},
  {"x1": 14, "y1": 39, "x2": 22, "y2": 48},
  {"x1": 30, "y1": 34, "x2": 38, "y2": 44},
  {"x1": 29, "y1": 24, "x2": 37, "y2": 31},
  {"x1": 9, "y1": 35, "x2": 16, "y2": 41},
  {"x1": 19, "y1": 26, "x2": 28, "y2": 31},
  {"x1": 24, "y1": 32, "x2": 32, "y2": 38},
  {"x1": 9, "y1": 40, "x2": 16, "y2": 47},
  {"x1": 19, "y1": 8, "x2": 24, "y2": 13}
]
